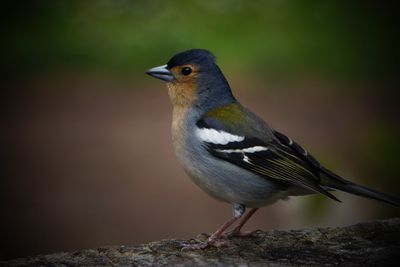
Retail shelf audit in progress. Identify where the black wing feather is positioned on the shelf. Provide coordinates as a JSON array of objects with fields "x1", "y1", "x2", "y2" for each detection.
[
  {"x1": 197, "y1": 115, "x2": 340, "y2": 202},
  {"x1": 206, "y1": 137, "x2": 340, "y2": 202},
  {"x1": 273, "y1": 130, "x2": 321, "y2": 169}
]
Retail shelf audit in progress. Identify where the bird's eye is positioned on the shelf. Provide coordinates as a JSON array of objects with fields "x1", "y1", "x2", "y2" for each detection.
[{"x1": 181, "y1": 67, "x2": 192, "y2": 76}]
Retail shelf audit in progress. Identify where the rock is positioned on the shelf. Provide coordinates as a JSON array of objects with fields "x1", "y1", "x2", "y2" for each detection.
[{"x1": 2, "y1": 218, "x2": 399, "y2": 266}]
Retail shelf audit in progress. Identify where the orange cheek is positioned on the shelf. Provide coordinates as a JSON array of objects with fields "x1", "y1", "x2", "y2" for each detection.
[
  {"x1": 167, "y1": 79, "x2": 197, "y2": 107},
  {"x1": 167, "y1": 65, "x2": 199, "y2": 106}
]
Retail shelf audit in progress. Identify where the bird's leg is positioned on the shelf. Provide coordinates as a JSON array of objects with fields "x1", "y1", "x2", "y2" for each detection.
[
  {"x1": 224, "y1": 207, "x2": 259, "y2": 237},
  {"x1": 181, "y1": 204, "x2": 245, "y2": 250},
  {"x1": 208, "y1": 204, "x2": 244, "y2": 242}
]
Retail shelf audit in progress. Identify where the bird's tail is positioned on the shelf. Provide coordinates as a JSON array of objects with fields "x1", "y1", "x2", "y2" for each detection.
[
  {"x1": 329, "y1": 182, "x2": 400, "y2": 208},
  {"x1": 321, "y1": 168, "x2": 400, "y2": 208}
]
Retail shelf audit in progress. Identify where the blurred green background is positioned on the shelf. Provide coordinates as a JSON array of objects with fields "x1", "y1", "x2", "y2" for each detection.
[
  {"x1": 3, "y1": 0, "x2": 399, "y2": 80},
  {"x1": 1, "y1": 0, "x2": 399, "y2": 260}
]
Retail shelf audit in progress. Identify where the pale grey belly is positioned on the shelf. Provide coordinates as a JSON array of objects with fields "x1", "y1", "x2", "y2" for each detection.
[{"x1": 176, "y1": 145, "x2": 292, "y2": 208}]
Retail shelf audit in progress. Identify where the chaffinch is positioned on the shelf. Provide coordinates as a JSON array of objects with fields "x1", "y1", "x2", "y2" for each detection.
[{"x1": 146, "y1": 49, "x2": 400, "y2": 249}]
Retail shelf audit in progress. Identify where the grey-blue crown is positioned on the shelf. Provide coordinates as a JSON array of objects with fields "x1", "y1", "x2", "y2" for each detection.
[{"x1": 167, "y1": 49, "x2": 216, "y2": 68}]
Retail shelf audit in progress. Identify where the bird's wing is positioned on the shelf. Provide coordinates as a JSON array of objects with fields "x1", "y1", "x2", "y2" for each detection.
[{"x1": 196, "y1": 112, "x2": 340, "y2": 202}]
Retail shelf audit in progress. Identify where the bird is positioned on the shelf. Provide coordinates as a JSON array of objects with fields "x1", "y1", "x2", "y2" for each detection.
[{"x1": 146, "y1": 49, "x2": 400, "y2": 249}]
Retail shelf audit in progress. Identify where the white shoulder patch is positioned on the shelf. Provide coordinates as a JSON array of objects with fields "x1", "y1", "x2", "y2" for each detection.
[
  {"x1": 216, "y1": 146, "x2": 268, "y2": 153},
  {"x1": 195, "y1": 127, "x2": 245, "y2": 145}
]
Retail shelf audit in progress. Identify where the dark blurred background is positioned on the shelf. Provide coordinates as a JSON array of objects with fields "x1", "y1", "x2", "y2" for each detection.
[{"x1": 1, "y1": 0, "x2": 399, "y2": 260}]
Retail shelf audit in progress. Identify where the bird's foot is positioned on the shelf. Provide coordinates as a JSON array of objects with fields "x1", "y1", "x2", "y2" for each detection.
[
  {"x1": 181, "y1": 234, "x2": 231, "y2": 250},
  {"x1": 223, "y1": 228, "x2": 257, "y2": 238}
]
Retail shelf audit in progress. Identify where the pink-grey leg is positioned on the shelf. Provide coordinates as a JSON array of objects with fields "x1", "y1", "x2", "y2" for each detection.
[
  {"x1": 182, "y1": 204, "x2": 246, "y2": 250},
  {"x1": 224, "y1": 207, "x2": 259, "y2": 237}
]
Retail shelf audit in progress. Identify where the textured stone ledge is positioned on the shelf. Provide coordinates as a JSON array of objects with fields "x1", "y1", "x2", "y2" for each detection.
[{"x1": 2, "y1": 218, "x2": 399, "y2": 266}]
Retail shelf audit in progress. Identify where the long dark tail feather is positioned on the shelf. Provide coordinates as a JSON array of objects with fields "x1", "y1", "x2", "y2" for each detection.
[
  {"x1": 328, "y1": 182, "x2": 400, "y2": 208},
  {"x1": 320, "y1": 166, "x2": 400, "y2": 207}
]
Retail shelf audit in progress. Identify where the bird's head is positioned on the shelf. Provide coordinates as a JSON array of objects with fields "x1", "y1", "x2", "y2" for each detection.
[{"x1": 146, "y1": 49, "x2": 235, "y2": 108}]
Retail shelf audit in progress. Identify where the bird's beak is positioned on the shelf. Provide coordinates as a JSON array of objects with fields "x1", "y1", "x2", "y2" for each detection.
[{"x1": 145, "y1": 64, "x2": 174, "y2": 82}]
